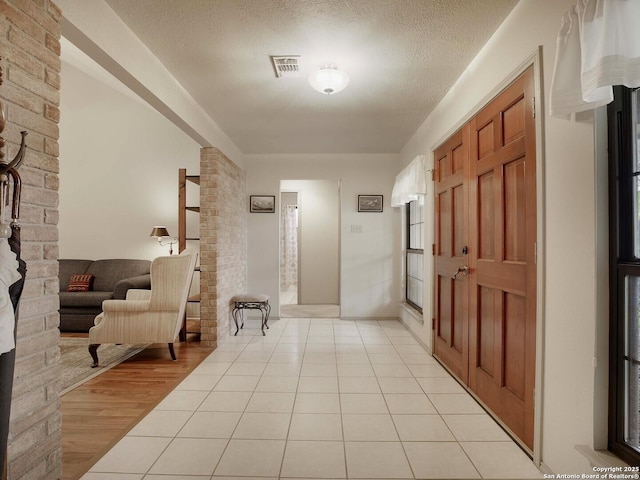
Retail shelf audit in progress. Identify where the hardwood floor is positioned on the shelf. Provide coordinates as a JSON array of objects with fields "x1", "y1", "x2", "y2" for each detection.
[{"x1": 60, "y1": 333, "x2": 213, "y2": 480}]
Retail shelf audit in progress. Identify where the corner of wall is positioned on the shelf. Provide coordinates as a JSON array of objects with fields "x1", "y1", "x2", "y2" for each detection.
[
  {"x1": 2, "y1": 0, "x2": 62, "y2": 477},
  {"x1": 200, "y1": 147, "x2": 247, "y2": 346}
]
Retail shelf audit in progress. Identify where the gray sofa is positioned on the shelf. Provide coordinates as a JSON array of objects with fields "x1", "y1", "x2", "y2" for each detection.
[{"x1": 58, "y1": 259, "x2": 151, "y2": 332}]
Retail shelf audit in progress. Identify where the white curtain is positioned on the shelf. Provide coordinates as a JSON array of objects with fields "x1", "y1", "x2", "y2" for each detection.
[
  {"x1": 280, "y1": 205, "x2": 298, "y2": 290},
  {"x1": 391, "y1": 155, "x2": 427, "y2": 207},
  {"x1": 550, "y1": 0, "x2": 640, "y2": 116}
]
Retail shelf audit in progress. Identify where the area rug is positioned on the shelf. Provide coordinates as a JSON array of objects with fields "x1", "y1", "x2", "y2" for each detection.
[{"x1": 59, "y1": 338, "x2": 148, "y2": 395}]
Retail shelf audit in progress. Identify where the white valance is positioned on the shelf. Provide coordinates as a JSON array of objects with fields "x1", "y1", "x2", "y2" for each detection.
[
  {"x1": 550, "y1": 0, "x2": 640, "y2": 116},
  {"x1": 391, "y1": 155, "x2": 427, "y2": 207}
]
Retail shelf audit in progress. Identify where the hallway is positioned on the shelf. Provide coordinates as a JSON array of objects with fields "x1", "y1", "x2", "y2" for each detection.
[{"x1": 80, "y1": 317, "x2": 542, "y2": 479}]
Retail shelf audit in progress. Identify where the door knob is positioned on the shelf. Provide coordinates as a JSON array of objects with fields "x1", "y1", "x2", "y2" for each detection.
[{"x1": 452, "y1": 265, "x2": 469, "y2": 280}]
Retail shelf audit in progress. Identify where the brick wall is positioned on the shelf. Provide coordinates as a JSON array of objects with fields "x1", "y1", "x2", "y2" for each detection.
[
  {"x1": 1, "y1": 0, "x2": 62, "y2": 478},
  {"x1": 200, "y1": 147, "x2": 247, "y2": 347}
]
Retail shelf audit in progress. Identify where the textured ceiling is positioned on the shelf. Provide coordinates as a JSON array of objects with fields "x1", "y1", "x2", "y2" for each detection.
[{"x1": 104, "y1": 0, "x2": 517, "y2": 154}]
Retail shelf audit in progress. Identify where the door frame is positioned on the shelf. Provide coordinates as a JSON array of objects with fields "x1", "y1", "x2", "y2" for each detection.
[
  {"x1": 279, "y1": 179, "x2": 342, "y2": 309},
  {"x1": 279, "y1": 190, "x2": 301, "y2": 306},
  {"x1": 429, "y1": 48, "x2": 545, "y2": 465}
]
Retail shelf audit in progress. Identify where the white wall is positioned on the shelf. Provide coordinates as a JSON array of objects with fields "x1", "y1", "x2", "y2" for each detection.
[
  {"x1": 59, "y1": 57, "x2": 201, "y2": 261},
  {"x1": 57, "y1": 0, "x2": 243, "y2": 167},
  {"x1": 246, "y1": 154, "x2": 401, "y2": 318},
  {"x1": 280, "y1": 192, "x2": 298, "y2": 207},
  {"x1": 57, "y1": 0, "x2": 616, "y2": 472},
  {"x1": 399, "y1": 0, "x2": 606, "y2": 474},
  {"x1": 281, "y1": 180, "x2": 339, "y2": 305}
]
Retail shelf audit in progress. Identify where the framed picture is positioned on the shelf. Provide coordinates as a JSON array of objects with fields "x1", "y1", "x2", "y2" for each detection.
[
  {"x1": 250, "y1": 195, "x2": 275, "y2": 213},
  {"x1": 358, "y1": 195, "x2": 383, "y2": 212}
]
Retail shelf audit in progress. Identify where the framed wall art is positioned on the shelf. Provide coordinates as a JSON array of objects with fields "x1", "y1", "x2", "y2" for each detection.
[
  {"x1": 358, "y1": 195, "x2": 383, "y2": 212},
  {"x1": 250, "y1": 195, "x2": 276, "y2": 213}
]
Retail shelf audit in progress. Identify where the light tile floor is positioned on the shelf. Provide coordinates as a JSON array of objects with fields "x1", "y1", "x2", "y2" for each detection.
[
  {"x1": 81, "y1": 317, "x2": 543, "y2": 480},
  {"x1": 280, "y1": 286, "x2": 298, "y2": 306}
]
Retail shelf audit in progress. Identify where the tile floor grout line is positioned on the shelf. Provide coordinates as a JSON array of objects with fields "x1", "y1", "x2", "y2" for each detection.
[
  {"x1": 85, "y1": 316, "x2": 541, "y2": 479},
  {"x1": 189, "y1": 321, "x2": 257, "y2": 478},
  {"x1": 335, "y1": 323, "x2": 349, "y2": 480},
  {"x1": 380, "y1": 320, "x2": 417, "y2": 480},
  {"x1": 212, "y1": 317, "x2": 288, "y2": 478},
  {"x1": 115, "y1": 338, "x2": 247, "y2": 479},
  {"x1": 278, "y1": 317, "x2": 304, "y2": 480}
]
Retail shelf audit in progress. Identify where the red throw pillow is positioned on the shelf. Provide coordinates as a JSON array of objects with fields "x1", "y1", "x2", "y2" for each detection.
[{"x1": 67, "y1": 274, "x2": 95, "y2": 292}]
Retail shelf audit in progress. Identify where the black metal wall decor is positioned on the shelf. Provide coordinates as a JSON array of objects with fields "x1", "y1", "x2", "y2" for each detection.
[{"x1": 0, "y1": 55, "x2": 28, "y2": 477}]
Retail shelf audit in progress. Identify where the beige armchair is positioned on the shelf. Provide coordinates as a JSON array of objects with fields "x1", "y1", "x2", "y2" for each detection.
[{"x1": 88, "y1": 254, "x2": 198, "y2": 367}]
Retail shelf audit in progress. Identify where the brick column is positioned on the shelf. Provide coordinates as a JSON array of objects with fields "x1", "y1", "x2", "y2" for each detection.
[
  {"x1": 1, "y1": 1, "x2": 62, "y2": 478},
  {"x1": 200, "y1": 147, "x2": 247, "y2": 346}
]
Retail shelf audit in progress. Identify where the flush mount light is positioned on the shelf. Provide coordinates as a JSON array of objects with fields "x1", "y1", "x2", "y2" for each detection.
[{"x1": 308, "y1": 64, "x2": 350, "y2": 95}]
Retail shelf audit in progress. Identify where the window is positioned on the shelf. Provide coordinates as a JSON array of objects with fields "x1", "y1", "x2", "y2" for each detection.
[
  {"x1": 608, "y1": 85, "x2": 640, "y2": 466},
  {"x1": 406, "y1": 198, "x2": 424, "y2": 312}
]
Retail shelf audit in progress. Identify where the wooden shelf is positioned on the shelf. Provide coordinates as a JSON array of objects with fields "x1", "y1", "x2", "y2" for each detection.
[
  {"x1": 178, "y1": 169, "x2": 200, "y2": 253},
  {"x1": 179, "y1": 168, "x2": 201, "y2": 341}
]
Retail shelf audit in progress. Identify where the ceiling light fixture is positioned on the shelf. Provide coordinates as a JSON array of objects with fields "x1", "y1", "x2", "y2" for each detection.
[{"x1": 308, "y1": 64, "x2": 350, "y2": 95}]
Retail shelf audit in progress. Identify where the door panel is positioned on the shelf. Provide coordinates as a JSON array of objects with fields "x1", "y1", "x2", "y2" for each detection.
[
  {"x1": 468, "y1": 66, "x2": 536, "y2": 450},
  {"x1": 478, "y1": 172, "x2": 495, "y2": 259},
  {"x1": 503, "y1": 97, "x2": 526, "y2": 143},
  {"x1": 434, "y1": 65, "x2": 536, "y2": 452},
  {"x1": 453, "y1": 279, "x2": 464, "y2": 352},
  {"x1": 437, "y1": 275, "x2": 452, "y2": 344},
  {"x1": 438, "y1": 190, "x2": 451, "y2": 257},
  {"x1": 434, "y1": 127, "x2": 470, "y2": 381},
  {"x1": 477, "y1": 121, "x2": 495, "y2": 159},
  {"x1": 452, "y1": 144, "x2": 465, "y2": 173},
  {"x1": 477, "y1": 286, "x2": 496, "y2": 375},
  {"x1": 504, "y1": 158, "x2": 527, "y2": 262},
  {"x1": 504, "y1": 292, "x2": 526, "y2": 399}
]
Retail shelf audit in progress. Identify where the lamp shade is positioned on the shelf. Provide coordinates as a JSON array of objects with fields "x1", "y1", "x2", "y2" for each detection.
[
  {"x1": 150, "y1": 226, "x2": 170, "y2": 238},
  {"x1": 308, "y1": 65, "x2": 350, "y2": 95}
]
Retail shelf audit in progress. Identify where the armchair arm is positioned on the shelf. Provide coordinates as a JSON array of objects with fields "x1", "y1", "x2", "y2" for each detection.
[
  {"x1": 102, "y1": 299, "x2": 150, "y2": 312},
  {"x1": 113, "y1": 274, "x2": 151, "y2": 299},
  {"x1": 126, "y1": 289, "x2": 152, "y2": 301}
]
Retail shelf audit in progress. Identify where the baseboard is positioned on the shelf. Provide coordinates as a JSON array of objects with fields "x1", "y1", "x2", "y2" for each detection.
[
  {"x1": 538, "y1": 462, "x2": 553, "y2": 475},
  {"x1": 247, "y1": 313, "x2": 401, "y2": 322},
  {"x1": 397, "y1": 316, "x2": 432, "y2": 355},
  {"x1": 340, "y1": 316, "x2": 401, "y2": 322},
  {"x1": 242, "y1": 315, "x2": 280, "y2": 321},
  {"x1": 399, "y1": 301, "x2": 424, "y2": 325},
  {"x1": 539, "y1": 448, "x2": 632, "y2": 477},
  {"x1": 574, "y1": 444, "x2": 631, "y2": 468}
]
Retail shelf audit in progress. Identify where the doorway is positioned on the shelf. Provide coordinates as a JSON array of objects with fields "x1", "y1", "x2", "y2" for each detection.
[
  {"x1": 434, "y1": 66, "x2": 537, "y2": 451},
  {"x1": 280, "y1": 191, "x2": 299, "y2": 306},
  {"x1": 279, "y1": 180, "x2": 341, "y2": 317}
]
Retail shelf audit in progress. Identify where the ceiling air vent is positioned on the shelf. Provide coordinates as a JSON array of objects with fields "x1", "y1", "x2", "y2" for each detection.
[{"x1": 270, "y1": 56, "x2": 301, "y2": 78}]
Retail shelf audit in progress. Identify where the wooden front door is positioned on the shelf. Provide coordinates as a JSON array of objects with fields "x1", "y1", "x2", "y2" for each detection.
[
  {"x1": 434, "y1": 126, "x2": 470, "y2": 381},
  {"x1": 434, "y1": 66, "x2": 537, "y2": 451}
]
